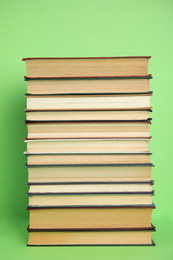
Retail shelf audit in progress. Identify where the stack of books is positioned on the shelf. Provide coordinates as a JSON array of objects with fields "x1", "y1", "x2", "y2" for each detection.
[{"x1": 23, "y1": 56, "x2": 155, "y2": 246}]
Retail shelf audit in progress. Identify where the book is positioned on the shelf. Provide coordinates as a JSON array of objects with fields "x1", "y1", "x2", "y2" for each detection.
[
  {"x1": 27, "y1": 204, "x2": 155, "y2": 229},
  {"x1": 25, "y1": 108, "x2": 152, "y2": 121},
  {"x1": 27, "y1": 227, "x2": 155, "y2": 246},
  {"x1": 27, "y1": 192, "x2": 154, "y2": 207},
  {"x1": 25, "y1": 138, "x2": 152, "y2": 153},
  {"x1": 26, "y1": 93, "x2": 152, "y2": 110},
  {"x1": 25, "y1": 120, "x2": 151, "y2": 139},
  {"x1": 25, "y1": 152, "x2": 151, "y2": 165},
  {"x1": 27, "y1": 182, "x2": 154, "y2": 193},
  {"x1": 25, "y1": 75, "x2": 152, "y2": 95},
  {"x1": 25, "y1": 163, "x2": 154, "y2": 183},
  {"x1": 22, "y1": 56, "x2": 151, "y2": 78}
]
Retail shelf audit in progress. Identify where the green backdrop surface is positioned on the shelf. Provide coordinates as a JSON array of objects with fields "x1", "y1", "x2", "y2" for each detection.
[{"x1": 0, "y1": 0, "x2": 173, "y2": 259}]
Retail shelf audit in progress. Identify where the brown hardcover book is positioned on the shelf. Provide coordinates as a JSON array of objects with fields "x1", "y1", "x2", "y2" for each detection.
[
  {"x1": 27, "y1": 204, "x2": 155, "y2": 229},
  {"x1": 25, "y1": 75, "x2": 152, "y2": 95},
  {"x1": 27, "y1": 227, "x2": 155, "y2": 246},
  {"x1": 22, "y1": 56, "x2": 151, "y2": 77}
]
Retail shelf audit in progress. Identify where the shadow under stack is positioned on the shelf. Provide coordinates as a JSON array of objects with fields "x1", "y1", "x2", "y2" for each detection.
[{"x1": 23, "y1": 56, "x2": 155, "y2": 246}]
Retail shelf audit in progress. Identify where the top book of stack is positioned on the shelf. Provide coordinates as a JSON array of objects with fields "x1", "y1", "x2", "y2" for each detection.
[{"x1": 22, "y1": 56, "x2": 151, "y2": 78}]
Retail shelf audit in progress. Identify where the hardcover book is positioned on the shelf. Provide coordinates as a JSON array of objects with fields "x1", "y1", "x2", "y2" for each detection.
[
  {"x1": 26, "y1": 163, "x2": 154, "y2": 183},
  {"x1": 25, "y1": 108, "x2": 152, "y2": 121},
  {"x1": 27, "y1": 204, "x2": 155, "y2": 229},
  {"x1": 25, "y1": 93, "x2": 152, "y2": 110},
  {"x1": 25, "y1": 120, "x2": 151, "y2": 139},
  {"x1": 27, "y1": 227, "x2": 156, "y2": 246},
  {"x1": 25, "y1": 152, "x2": 151, "y2": 165},
  {"x1": 25, "y1": 138, "x2": 152, "y2": 153},
  {"x1": 22, "y1": 56, "x2": 151, "y2": 78},
  {"x1": 25, "y1": 75, "x2": 152, "y2": 95}
]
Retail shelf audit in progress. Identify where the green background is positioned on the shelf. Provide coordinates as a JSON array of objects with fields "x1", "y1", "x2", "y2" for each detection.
[{"x1": 0, "y1": 0, "x2": 173, "y2": 259}]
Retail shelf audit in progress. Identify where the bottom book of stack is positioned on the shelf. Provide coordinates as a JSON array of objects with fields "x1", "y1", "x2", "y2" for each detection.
[
  {"x1": 27, "y1": 183, "x2": 155, "y2": 246},
  {"x1": 27, "y1": 227, "x2": 155, "y2": 246}
]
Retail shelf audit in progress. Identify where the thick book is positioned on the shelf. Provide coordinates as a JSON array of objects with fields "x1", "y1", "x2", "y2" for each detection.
[
  {"x1": 25, "y1": 152, "x2": 151, "y2": 165},
  {"x1": 25, "y1": 137, "x2": 152, "y2": 153},
  {"x1": 25, "y1": 120, "x2": 151, "y2": 139},
  {"x1": 25, "y1": 163, "x2": 154, "y2": 183},
  {"x1": 27, "y1": 227, "x2": 156, "y2": 246},
  {"x1": 25, "y1": 93, "x2": 152, "y2": 110},
  {"x1": 25, "y1": 75, "x2": 152, "y2": 95},
  {"x1": 25, "y1": 108, "x2": 152, "y2": 121},
  {"x1": 27, "y1": 204, "x2": 155, "y2": 229},
  {"x1": 22, "y1": 56, "x2": 151, "y2": 77}
]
